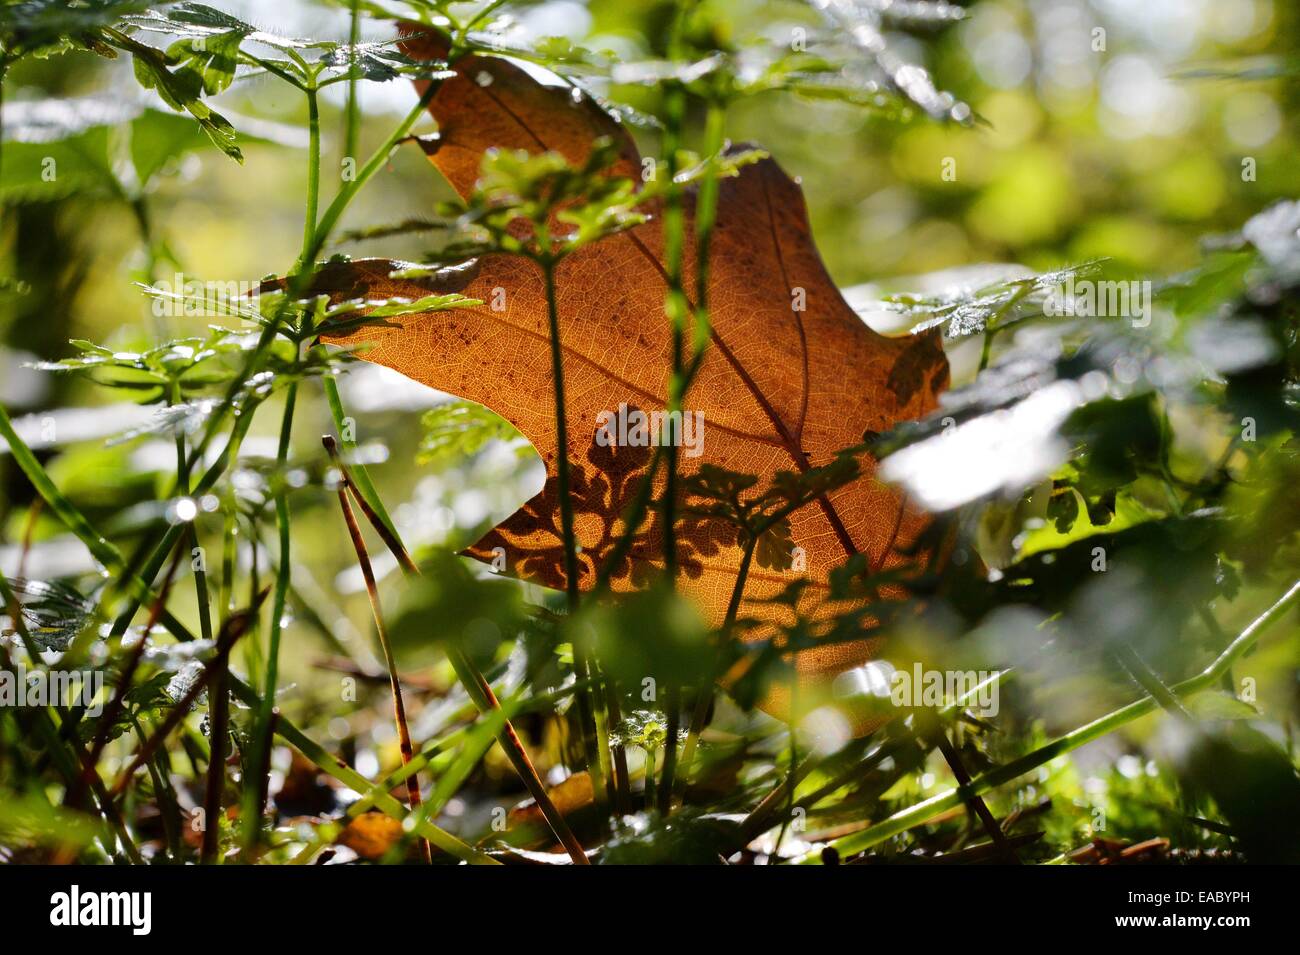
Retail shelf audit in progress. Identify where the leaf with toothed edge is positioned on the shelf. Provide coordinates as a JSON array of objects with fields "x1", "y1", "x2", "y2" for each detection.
[{"x1": 298, "y1": 25, "x2": 950, "y2": 724}]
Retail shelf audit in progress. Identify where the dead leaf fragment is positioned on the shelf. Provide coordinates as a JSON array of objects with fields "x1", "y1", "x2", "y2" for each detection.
[
  {"x1": 507, "y1": 770, "x2": 595, "y2": 828},
  {"x1": 338, "y1": 811, "x2": 404, "y2": 860}
]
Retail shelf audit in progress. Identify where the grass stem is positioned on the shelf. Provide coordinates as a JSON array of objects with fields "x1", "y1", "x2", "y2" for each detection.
[
  {"x1": 331, "y1": 465, "x2": 432, "y2": 864},
  {"x1": 322, "y1": 436, "x2": 590, "y2": 863}
]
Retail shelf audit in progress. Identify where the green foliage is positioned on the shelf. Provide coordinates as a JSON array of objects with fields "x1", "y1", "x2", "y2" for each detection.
[
  {"x1": 0, "y1": 0, "x2": 144, "y2": 63},
  {"x1": 416, "y1": 400, "x2": 526, "y2": 470},
  {"x1": 0, "y1": 0, "x2": 1297, "y2": 869},
  {"x1": 386, "y1": 550, "x2": 530, "y2": 667}
]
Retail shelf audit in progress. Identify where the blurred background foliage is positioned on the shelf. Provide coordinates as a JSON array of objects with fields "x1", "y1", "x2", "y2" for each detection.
[{"x1": 1, "y1": 0, "x2": 1298, "y2": 864}]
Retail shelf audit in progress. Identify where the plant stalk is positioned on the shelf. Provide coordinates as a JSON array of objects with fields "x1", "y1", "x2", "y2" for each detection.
[
  {"x1": 540, "y1": 259, "x2": 609, "y2": 813},
  {"x1": 322, "y1": 436, "x2": 590, "y2": 863},
  {"x1": 332, "y1": 468, "x2": 432, "y2": 864}
]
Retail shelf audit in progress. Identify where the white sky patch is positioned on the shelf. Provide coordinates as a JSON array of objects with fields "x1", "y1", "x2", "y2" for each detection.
[
  {"x1": 1099, "y1": 55, "x2": 1193, "y2": 138},
  {"x1": 881, "y1": 380, "x2": 1083, "y2": 511},
  {"x1": 339, "y1": 362, "x2": 451, "y2": 412}
]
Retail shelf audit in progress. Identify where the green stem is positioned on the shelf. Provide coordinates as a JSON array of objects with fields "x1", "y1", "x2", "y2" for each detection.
[
  {"x1": 302, "y1": 87, "x2": 321, "y2": 256},
  {"x1": 739, "y1": 753, "x2": 817, "y2": 844},
  {"x1": 171, "y1": 384, "x2": 214, "y2": 646},
  {"x1": 460, "y1": 0, "x2": 509, "y2": 38},
  {"x1": 201, "y1": 634, "x2": 230, "y2": 864},
  {"x1": 725, "y1": 533, "x2": 759, "y2": 627},
  {"x1": 121, "y1": 78, "x2": 440, "y2": 590},
  {"x1": 135, "y1": 715, "x2": 182, "y2": 860},
  {"x1": 654, "y1": 74, "x2": 689, "y2": 814},
  {"x1": 694, "y1": 102, "x2": 725, "y2": 320},
  {"x1": 656, "y1": 98, "x2": 726, "y2": 811},
  {"x1": 644, "y1": 747, "x2": 657, "y2": 812},
  {"x1": 542, "y1": 262, "x2": 581, "y2": 607},
  {"x1": 658, "y1": 687, "x2": 680, "y2": 813},
  {"x1": 240, "y1": 71, "x2": 320, "y2": 835},
  {"x1": 343, "y1": 0, "x2": 361, "y2": 162},
  {"x1": 189, "y1": 525, "x2": 213, "y2": 642},
  {"x1": 244, "y1": 380, "x2": 297, "y2": 849},
  {"x1": 220, "y1": 509, "x2": 237, "y2": 625},
  {"x1": 266, "y1": 386, "x2": 298, "y2": 698},
  {"x1": 675, "y1": 528, "x2": 757, "y2": 788},
  {"x1": 661, "y1": 80, "x2": 687, "y2": 578},
  {"x1": 107, "y1": 395, "x2": 258, "y2": 641},
  {"x1": 812, "y1": 577, "x2": 1300, "y2": 862},
  {"x1": 309, "y1": 81, "x2": 439, "y2": 264},
  {"x1": 1111, "y1": 643, "x2": 1194, "y2": 724},
  {"x1": 978, "y1": 327, "x2": 994, "y2": 371},
  {"x1": 541, "y1": 258, "x2": 608, "y2": 809}
]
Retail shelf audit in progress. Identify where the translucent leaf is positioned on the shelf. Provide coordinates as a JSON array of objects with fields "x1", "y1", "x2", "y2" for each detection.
[
  {"x1": 808, "y1": 0, "x2": 971, "y2": 121},
  {"x1": 105, "y1": 399, "x2": 216, "y2": 445},
  {"x1": 1, "y1": 577, "x2": 95, "y2": 652},
  {"x1": 416, "y1": 400, "x2": 526, "y2": 470},
  {"x1": 320, "y1": 40, "x2": 453, "y2": 83},
  {"x1": 0, "y1": 0, "x2": 148, "y2": 61},
  {"x1": 879, "y1": 261, "x2": 1105, "y2": 338},
  {"x1": 119, "y1": 3, "x2": 307, "y2": 50}
]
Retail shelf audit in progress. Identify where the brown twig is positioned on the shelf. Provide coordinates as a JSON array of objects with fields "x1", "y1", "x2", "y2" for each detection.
[
  {"x1": 323, "y1": 435, "x2": 589, "y2": 864},
  {"x1": 928, "y1": 722, "x2": 1020, "y2": 864},
  {"x1": 329, "y1": 457, "x2": 432, "y2": 865}
]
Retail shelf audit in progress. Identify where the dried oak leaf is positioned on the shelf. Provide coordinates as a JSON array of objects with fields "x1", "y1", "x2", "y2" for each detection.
[{"x1": 314, "y1": 28, "x2": 949, "y2": 706}]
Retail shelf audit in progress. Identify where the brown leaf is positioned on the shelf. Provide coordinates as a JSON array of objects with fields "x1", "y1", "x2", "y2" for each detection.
[
  {"x1": 337, "y1": 811, "x2": 404, "y2": 860},
  {"x1": 507, "y1": 770, "x2": 595, "y2": 829},
  {"x1": 316, "y1": 27, "x2": 949, "y2": 708}
]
